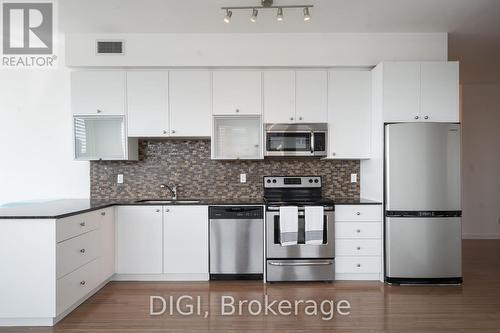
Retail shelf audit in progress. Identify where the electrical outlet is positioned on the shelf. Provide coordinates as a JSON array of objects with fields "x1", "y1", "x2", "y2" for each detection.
[
  {"x1": 240, "y1": 173, "x2": 247, "y2": 183},
  {"x1": 350, "y1": 173, "x2": 357, "y2": 183},
  {"x1": 117, "y1": 174, "x2": 124, "y2": 184}
]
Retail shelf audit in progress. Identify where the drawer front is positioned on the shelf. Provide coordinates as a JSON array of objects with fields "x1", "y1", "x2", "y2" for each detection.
[
  {"x1": 335, "y1": 256, "x2": 381, "y2": 274},
  {"x1": 56, "y1": 258, "x2": 102, "y2": 315},
  {"x1": 335, "y1": 239, "x2": 382, "y2": 256},
  {"x1": 267, "y1": 259, "x2": 335, "y2": 282},
  {"x1": 57, "y1": 229, "x2": 100, "y2": 279},
  {"x1": 57, "y1": 210, "x2": 104, "y2": 242},
  {"x1": 335, "y1": 222, "x2": 382, "y2": 239},
  {"x1": 335, "y1": 205, "x2": 382, "y2": 222}
]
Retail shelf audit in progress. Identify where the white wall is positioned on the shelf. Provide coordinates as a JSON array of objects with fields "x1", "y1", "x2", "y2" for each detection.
[
  {"x1": 461, "y1": 84, "x2": 500, "y2": 239},
  {"x1": 66, "y1": 33, "x2": 447, "y2": 67},
  {"x1": 0, "y1": 36, "x2": 89, "y2": 205}
]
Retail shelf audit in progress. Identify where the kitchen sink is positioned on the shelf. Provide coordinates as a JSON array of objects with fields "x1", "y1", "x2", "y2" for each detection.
[{"x1": 135, "y1": 199, "x2": 202, "y2": 204}]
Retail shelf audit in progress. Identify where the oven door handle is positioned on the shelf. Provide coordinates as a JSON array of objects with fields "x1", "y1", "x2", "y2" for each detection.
[
  {"x1": 310, "y1": 131, "x2": 314, "y2": 154},
  {"x1": 268, "y1": 260, "x2": 334, "y2": 267}
]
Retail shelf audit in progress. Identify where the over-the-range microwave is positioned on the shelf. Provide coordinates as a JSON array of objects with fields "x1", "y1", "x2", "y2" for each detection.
[{"x1": 264, "y1": 123, "x2": 328, "y2": 157}]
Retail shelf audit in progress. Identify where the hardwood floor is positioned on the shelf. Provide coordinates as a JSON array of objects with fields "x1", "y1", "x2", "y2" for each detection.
[{"x1": 2, "y1": 240, "x2": 500, "y2": 332}]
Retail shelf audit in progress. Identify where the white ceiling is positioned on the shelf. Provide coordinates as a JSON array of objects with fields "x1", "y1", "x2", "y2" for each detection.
[{"x1": 59, "y1": 0, "x2": 500, "y2": 83}]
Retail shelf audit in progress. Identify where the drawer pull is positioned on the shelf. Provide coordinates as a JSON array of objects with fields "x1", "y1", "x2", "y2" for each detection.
[
  {"x1": 356, "y1": 264, "x2": 361, "y2": 268},
  {"x1": 80, "y1": 222, "x2": 86, "y2": 227},
  {"x1": 80, "y1": 248, "x2": 86, "y2": 254},
  {"x1": 156, "y1": 209, "x2": 161, "y2": 213},
  {"x1": 80, "y1": 280, "x2": 86, "y2": 286},
  {"x1": 356, "y1": 246, "x2": 361, "y2": 250},
  {"x1": 101, "y1": 212, "x2": 106, "y2": 216},
  {"x1": 165, "y1": 209, "x2": 170, "y2": 212},
  {"x1": 356, "y1": 229, "x2": 361, "y2": 233},
  {"x1": 356, "y1": 212, "x2": 361, "y2": 215}
]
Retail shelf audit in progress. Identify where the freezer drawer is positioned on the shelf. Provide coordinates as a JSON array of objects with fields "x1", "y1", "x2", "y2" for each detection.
[
  {"x1": 266, "y1": 259, "x2": 335, "y2": 282},
  {"x1": 386, "y1": 217, "x2": 462, "y2": 279}
]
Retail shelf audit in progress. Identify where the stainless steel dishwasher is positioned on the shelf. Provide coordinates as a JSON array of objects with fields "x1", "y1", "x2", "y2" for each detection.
[{"x1": 209, "y1": 206, "x2": 264, "y2": 280}]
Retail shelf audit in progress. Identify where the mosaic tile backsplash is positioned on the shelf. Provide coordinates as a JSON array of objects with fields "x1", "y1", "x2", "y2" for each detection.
[{"x1": 90, "y1": 140, "x2": 360, "y2": 201}]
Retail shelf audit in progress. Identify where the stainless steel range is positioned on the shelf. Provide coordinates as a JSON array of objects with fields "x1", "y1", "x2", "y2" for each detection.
[{"x1": 264, "y1": 176, "x2": 335, "y2": 282}]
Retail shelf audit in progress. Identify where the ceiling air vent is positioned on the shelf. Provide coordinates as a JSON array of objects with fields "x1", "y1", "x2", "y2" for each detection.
[{"x1": 96, "y1": 40, "x2": 124, "y2": 55}]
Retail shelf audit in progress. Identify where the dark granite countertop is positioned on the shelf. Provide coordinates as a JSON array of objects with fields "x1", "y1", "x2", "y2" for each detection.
[{"x1": 0, "y1": 197, "x2": 380, "y2": 219}]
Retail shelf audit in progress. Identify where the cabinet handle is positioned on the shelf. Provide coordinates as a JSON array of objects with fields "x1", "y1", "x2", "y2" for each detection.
[
  {"x1": 332, "y1": 152, "x2": 336, "y2": 156},
  {"x1": 356, "y1": 229, "x2": 361, "y2": 233},
  {"x1": 171, "y1": 130, "x2": 176, "y2": 134},
  {"x1": 80, "y1": 248, "x2": 86, "y2": 254},
  {"x1": 356, "y1": 212, "x2": 361, "y2": 215},
  {"x1": 356, "y1": 246, "x2": 361, "y2": 250},
  {"x1": 80, "y1": 222, "x2": 86, "y2": 227},
  {"x1": 414, "y1": 116, "x2": 419, "y2": 120},
  {"x1": 254, "y1": 144, "x2": 259, "y2": 148},
  {"x1": 166, "y1": 209, "x2": 170, "y2": 212},
  {"x1": 156, "y1": 209, "x2": 161, "y2": 213},
  {"x1": 356, "y1": 264, "x2": 361, "y2": 268},
  {"x1": 101, "y1": 211, "x2": 106, "y2": 216},
  {"x1": 163, "y1": 130, "x2": 168, "y2": 134},
  {"x1": 290, "y1": 117, "x2": 294, "y2": 121},
  {"x1": 299, "y1": 117, "x2": 303, "y2": 120},
  {"x1": 235, "y1": 109, "x2": 240, "y2": 113},
  {"x1": 97, "y1": 109, "x2": 102, "y2": 114},
  {"x1": 424, "y1": 116, "x2": 429, "y2": 120},
  {"x1": 80, "y1": 280, "x2": 86, "y2": 286}
]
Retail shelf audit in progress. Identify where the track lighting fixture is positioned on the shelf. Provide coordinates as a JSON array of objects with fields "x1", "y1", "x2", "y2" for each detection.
[
  {"x1": 303, "y1": 7, "x2": 311, "y2": 21},
  {"x1": 276, "y1": 7, "x2": 284, "y2": 21},
  {"x1": 221, "y1": 0, "x2": 312, "y2": 23},
  {"x1": 224, "y1": 9, "x2": 232, "y2": 23},
  {"x1": 250, "y1": 8, "x2": 258, "y2": 22}
]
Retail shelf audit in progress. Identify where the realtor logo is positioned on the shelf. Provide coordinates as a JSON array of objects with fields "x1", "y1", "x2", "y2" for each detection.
[
  {"x1": 2, "y1": 2, "x2": 52, "y2": 54},
  {"x1": 1, "y1": 1, "x2": 56, "y2": 68}
]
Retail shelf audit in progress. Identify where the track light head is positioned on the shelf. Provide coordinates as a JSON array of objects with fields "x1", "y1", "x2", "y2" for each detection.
[
  {"x1": 276, "y1": 7, "x2": 283, "y2": 21},
  {"x1": 303, "y1": 7, "x2": 311, "y2": 21},
  {"x1": 250, "y1": 8, "x2": 258, "y2": 22},
  {"x1": 224, "y1": 9, "x2": 232, "y2": 23}
]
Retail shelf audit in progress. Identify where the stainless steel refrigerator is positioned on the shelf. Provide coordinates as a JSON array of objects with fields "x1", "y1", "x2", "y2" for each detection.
[{"x1": 385, "y1": 123, "x2": 462, "y2": 284}]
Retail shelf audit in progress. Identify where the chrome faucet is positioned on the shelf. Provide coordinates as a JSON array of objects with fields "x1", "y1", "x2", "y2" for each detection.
[{"x1": 160, "y1": 184, "x2": 177, "y2": 200}]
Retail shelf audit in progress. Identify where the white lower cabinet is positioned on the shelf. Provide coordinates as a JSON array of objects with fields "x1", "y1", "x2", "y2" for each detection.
[
  {"x1": 335, "y1": 204, "x2": 383, "y2": 281},
  {"x1": 163, "y1": 206, "x2": 209, "y2": 280},
  {"x1": 115, "y1": 206, "x2": 163, "y2": 275}
]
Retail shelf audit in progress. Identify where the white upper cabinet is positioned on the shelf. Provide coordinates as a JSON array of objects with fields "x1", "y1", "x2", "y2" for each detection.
[
  {"x1": 382, "y1": 62, "x2": 421, "y2": 122},
  {"x1": 420, "y1": 62, "x2": 459, "y2": 122},
  {"x1": 212, "y1": 71, "x2": 262, "y2": 115},
  {"x1": 127, "y1": 71, "x2": 169, "y2": 137},
  {"x1": 382, "y1": 62, "x2": 459, "y2": 123},
  {"x1": 328, "y1": 70, "x2": 372, "y2": 159},
  {"x1": 295, "y1": 70, "x2": 328, "y2": 123},
  {"x1": 115, "y1": 206, "x2": 163, "y2": 275},
  {"x1": 263, "y1": 71, "x2": 295, "y2": 123},
  {"x1": 71, "y1": 71, "x2": 125, "y2": 115},
  {"x1": 169, "y1": 71, "x2": 212, "y2": 137},
  {"x1": 163, "y1": 206, "x2": 209, "y2": 279}
]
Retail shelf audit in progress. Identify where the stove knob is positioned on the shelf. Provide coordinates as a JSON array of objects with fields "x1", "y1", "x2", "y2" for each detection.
[
  {"x1": 314, "y1": 179, "x2": 319, "y2": 183},
  {"x1": 272, "y1": 179, "x2": 277, "y2": 183},
  {"x1": 266, "y1": 179, "x2": 271, "y2": 183},
  {"x1": 309, "y1": 179, "x2": 313, "y2": 183}
]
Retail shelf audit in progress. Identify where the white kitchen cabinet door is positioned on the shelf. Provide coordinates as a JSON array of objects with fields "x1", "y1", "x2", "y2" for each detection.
[
  {"x1": 212, "y1": 71, "x2": 262, "y2": 115},
  {"x1": 169, "y1": 71, "x2": 212, "y2": 137},
  {"x1": 212, "y1": 116, "x2": 263, "y2": 160},
  {"x1": 295, "y1": 70, "x2": 328, "y2": 123},
  {"x1": 328, "y1": 70, "x2": 371, "y2": 159},
  {"x1": 115, "y1": 206, "x2": 163, "y2": 274},
  {"x1": 127, "y1": 71, "x2": 169, "y2": 137},
  {"x1": 98, "y1": 208, "x2": 115, "y2": 281},
  {"x1": 263, "y1": 71, "x2": 295, "y2": 123},
  {"x1": 163, "y1": 206, "x2": 208, "y2": 279},
  {"x1": 71, "y1": 71, "x2": 125, "y2": 115},
  {"x1": 382, "y1": 62, "x2": 421, "y2": 122},
  {"x1": 420, "y1": 62, "x2": 459, "y2": 122}
]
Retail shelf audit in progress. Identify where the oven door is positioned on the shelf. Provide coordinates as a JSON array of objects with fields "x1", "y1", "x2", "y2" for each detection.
[
  {"x1": 265, "y1": 132, "x2": 314, "y2": 157},
  {"x1": 266, "y1": 209, "x2": 335, "y2": 259}
]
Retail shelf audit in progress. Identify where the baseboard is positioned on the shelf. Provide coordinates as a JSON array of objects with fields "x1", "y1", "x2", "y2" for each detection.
[
  {"x1": 113, "y1": 273, "x2": 209, "y2": 281},
  {"x1": 335, "y1": 273, "x2": 382, "y2": 281},
  {"x1": 0, "y1": 317, "x2": 55, "y2": 327},
  {"x1": 462, "y1": 233, "x2": 500, "y2": 239}
]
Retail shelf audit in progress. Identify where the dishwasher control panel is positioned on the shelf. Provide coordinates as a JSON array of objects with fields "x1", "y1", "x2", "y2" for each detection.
[{"x1": 209, "y1": 206, "x2": 264, "y2": 219}]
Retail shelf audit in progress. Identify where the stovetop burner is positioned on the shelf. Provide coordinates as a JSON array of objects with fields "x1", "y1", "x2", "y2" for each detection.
[{"x1": 263, "y1": 176, "x2": 334, "y2": 207}]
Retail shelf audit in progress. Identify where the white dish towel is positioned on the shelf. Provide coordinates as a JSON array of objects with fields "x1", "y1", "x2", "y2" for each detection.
[
  {"x1": 279, "y1": 206, "x2": 299, "y2": 246},
  {"x1": 305, "y1": 206, "x2": 324, "y2": 245}
]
